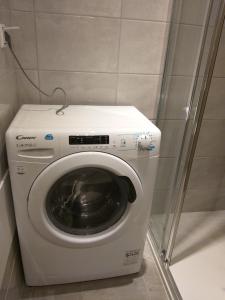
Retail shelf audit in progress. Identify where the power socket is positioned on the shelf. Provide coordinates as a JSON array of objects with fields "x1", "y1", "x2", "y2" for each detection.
[{"x1": 0, "y1": 24, "x2": 19, "y2": 48}]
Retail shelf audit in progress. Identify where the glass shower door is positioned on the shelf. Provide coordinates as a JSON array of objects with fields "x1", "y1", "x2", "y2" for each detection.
[{"x1": 149, "y1": 0, "x2": 219, "y2": 257}]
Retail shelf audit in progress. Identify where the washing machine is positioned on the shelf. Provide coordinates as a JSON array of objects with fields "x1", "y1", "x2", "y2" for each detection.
[{"x1": 6, "y1": 105, "x2": 161, "y2": 286}]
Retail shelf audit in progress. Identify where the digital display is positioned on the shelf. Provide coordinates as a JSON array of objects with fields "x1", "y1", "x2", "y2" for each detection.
[{"x1": 69, "y1": 135, "x2": 109, "y2": 145}]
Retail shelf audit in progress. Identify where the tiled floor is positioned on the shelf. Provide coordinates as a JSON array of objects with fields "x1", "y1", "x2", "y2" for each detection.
[
  {"x1": 170, "y1": 210, "x2": 225, "y2": 300},
  {"x1": 17, "y1": 242, "x2": 168, "y2": 300}
]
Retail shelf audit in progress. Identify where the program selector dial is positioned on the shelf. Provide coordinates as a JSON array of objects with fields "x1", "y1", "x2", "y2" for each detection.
[{"x1": 137, "y1": 134, "x2": 152, "y2": 150}]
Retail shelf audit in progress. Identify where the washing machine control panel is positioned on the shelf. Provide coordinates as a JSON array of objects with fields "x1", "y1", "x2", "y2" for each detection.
[
  {"x1": 8, "y1": 130, "x2": 159, "y2": 162},
  {"x1": 65, "y1": 132, "x2": 159, "y2": 156}
]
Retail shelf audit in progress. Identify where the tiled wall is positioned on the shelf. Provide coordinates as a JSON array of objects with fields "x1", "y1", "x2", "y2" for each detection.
[
  {"x1": 151, "y1": 0, "x2": 210, "y2": 215},
  {"x1": 0, "y1": 1, "x2": 18, "y2": 179},
  {"x1": 0, "y1": 0, "x2": 20, "y2": 298},
  {"x1": 152, "y1": 0, "x2": 225, "y2": 214},
  {"x1": 185, "y1": 23, "x2": 225, "y2": 212},
  {"x1": 10, "y1": 0, "x2": 172, "y2": 119}
]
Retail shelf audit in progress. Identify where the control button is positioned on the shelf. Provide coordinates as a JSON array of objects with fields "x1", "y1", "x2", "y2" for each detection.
[{"x1": 137, "y1": 134, "x2": 152, "y2": 150}]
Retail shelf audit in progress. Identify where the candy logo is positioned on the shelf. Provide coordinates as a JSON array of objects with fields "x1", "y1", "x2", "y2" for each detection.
[{"x1": 16, "y1": 135, "x2": 36, "y2": 140}]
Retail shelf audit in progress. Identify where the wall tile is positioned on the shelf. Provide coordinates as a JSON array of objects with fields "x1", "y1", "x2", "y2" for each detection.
[
  {"x1": 0, "y1": 0, "x2": 9, "y2": 9},
  {"x1": 172, "y1": 24, "x2": 202, "y2": 76},
  {"x1": 195, "y1": 120, "x2": 225, "y2": 157},
  {"x1": 204, "y1": 77, "x2": 225, "y2": 119},
  {"x1": 155, "y1": 158, "x2": 176, "y2": 189},
  {"x1": 188, "y1": 157, "x2": 225, "y2": 190},
  {"x1": 0, "y1": 103, "x2": 13, "y2": 155},
  {"x1": 36, "y1": 13, "x2": 120, "y2": 72},
  {"x1": 10, "y1": 0, "x2": 34, "y2": 11},
  {"x1": 10, "y1": 11, "x2": 37, "y2": 69},
  {"x1": 162, "y1": 75, "x2": 193, "y2": 119},
  {"x1": 0, "y1": 6, "x2": 10, "y2": 23},
  {"x1": 122, "y1": 0, "x2": 171, "y2": 22},
  {"x1": 35, "y1": 0, "x2": 121, "y2": 17},
  {"x1": 0, "y1": 49, "x2": 13, "y2": 79},
  {"x1": 117, "y1": 74, "x2": 160, "y2": 119},
  {"x1": 184, "y1": 188, "x2": 225, "y2": 212},
  {"x1": 39, "y1": 71, "x2": 117, "y2": 105},
  {"x1": 213, "y1": 26, "x2": 225, "y2": 77},
  {"x1": 178, "y1": 0, "x2": 210, "y2": 26},
  {"x1": 0, "y1": 71, "x2": 17, "y2": 178},
  {"x1": 16, "y1": 69, "x2": 40, "y2": 105},
  {"x1": 119, "y1": 20, "x2": 168, "y2": 74},
  {"x1": 0, "y1": 72, "x2": 18, "y2": 114},
  {"x1": 151, "y1": 189, "x2": 169, "y2": 214},
  {"x1": 158, "y1": 120, "x2": 186, "y2": 157}
]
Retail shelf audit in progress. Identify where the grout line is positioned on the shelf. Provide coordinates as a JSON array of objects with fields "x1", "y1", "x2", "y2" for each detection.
[
  {"x1": 32, "y1": 0, "x2": 41, "y2": 104},
  {"x1": 202, "y1": 119, "x2": 225, "y2": 121},
  {"x1": 186, "y1": 187, "x2": 225, "y2": 191},
  {"x1": 211, "y1": 75, "x2": 225, "y2": 79},
  {"x1": 12, "y1": 66, "x2": 212, "y2": 80},
  {"x1": 10, "y1": 8, "x2": 211, "y2": 28},
  {"x1": 28, "y1": 10, "x2": 171, "y2": 24},
  {"x1": 20, "y1": 68, "x2": 163, "y2": 76},
  {"x1": 192, "y1": 156, "x2": 225, "y2": 159},
  {"x1": 159, "y1": 155, "x2": 225, "y2": 159},
  {"x1": 115, "y1": 0, "x2": 123, "y2": 105},
  {"x1": 16, "y1": 67, "x2": 210, "y2": 79}
]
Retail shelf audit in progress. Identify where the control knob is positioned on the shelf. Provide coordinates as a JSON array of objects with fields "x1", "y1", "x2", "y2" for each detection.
[{"x1": 137, "y1": 134, "x2": 152, "y2": 150}]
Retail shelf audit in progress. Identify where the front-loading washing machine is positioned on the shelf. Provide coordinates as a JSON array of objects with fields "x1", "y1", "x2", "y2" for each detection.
[{"x1": 6, "y1": 105, "x2": 161, "y2": 286}]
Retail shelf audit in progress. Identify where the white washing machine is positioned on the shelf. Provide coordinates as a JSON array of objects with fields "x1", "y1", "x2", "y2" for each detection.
[{"x1": 6, "y1": 105, "x2": 160, "y2": 286}]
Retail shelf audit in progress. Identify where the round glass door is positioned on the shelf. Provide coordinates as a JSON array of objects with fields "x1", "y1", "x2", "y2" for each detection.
[{"x1": 46, "y1": 167, "x2": 136, "y2": 235}]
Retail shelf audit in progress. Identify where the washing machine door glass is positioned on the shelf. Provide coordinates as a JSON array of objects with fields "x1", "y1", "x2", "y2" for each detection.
[{"x1": 46, "y1": 167, "x2": 136, "y2": 235}]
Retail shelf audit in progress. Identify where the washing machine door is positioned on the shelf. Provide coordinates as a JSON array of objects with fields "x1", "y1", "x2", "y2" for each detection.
[{"x1": 28, "y1": 152, "x2": 144, "y2": 248}]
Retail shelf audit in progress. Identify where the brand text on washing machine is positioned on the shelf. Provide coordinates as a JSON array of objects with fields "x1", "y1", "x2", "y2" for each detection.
[{"x1": 16, "y1": 135, "x2": 36, "y2": 140}]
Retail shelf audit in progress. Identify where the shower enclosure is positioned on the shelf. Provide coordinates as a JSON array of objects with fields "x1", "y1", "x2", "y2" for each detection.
[{"x1": 148, "y1": 0, "x2": 225, "y2": 299}]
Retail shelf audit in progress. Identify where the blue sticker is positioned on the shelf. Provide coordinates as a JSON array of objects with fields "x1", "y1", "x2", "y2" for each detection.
[{"x1": 45, "y1": 134, "x2": 54, "y2": 141}]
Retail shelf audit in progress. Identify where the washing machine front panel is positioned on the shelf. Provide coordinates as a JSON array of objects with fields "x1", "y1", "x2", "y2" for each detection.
[{"x1": 28, "y1": 152, "x2": 143, "y2": 248}]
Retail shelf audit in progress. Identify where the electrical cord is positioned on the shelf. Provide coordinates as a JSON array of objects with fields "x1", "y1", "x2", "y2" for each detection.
[{"x1": 5, "y1": 31, "x2": 69, "y2": 115}]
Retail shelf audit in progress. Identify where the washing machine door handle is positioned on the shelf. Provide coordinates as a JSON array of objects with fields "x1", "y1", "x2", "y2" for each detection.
[{"x1": 118, "y1": 176, "x2": 136, "y2": 203}]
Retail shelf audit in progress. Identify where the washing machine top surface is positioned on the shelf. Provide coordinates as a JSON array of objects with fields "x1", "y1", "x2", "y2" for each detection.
[{"x1": 9, "y1": 105, "x2": 156, "y2": 133}]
